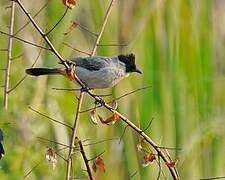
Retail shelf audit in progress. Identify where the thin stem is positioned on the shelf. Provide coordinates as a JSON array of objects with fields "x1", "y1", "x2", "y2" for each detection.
[
  {"x1": 75, "y1": 21, "x2": 98, "y2": 36},
  {"x1": 45, "y1": 7, "x2": 69, "y2": 36},
  {"x1": 3, "y1": 1, "x2": 15, "y2": 110},
  {"x1": 29, "y1": 107, "x2": 73, "y2": 130},
  {"x1": 0, "y1": 31, "x2": 50, "y2": 50},
  {"x1": 91, "y1": 0, "x2": 116, "y2": 56},
  {"x1": 8, "y1": 46, "x2": 42, "y2": 93},
  {"x1": 63, "y1": 43, "x2": 91, "y2": 56},
  {"x1": 78, "y1": 141, "x2": 93, "y2": 180},
  {"x1": 14, "y1": 2, "x2": 49, "y2": 35},
  {"x1": 14, "y1": 0, "x2": 68, "y2": 68},
  {"x1": 37, "y1": 137, "x2": 70, "y2": 148},
  {"x1": 66, "y1": 92, "x2": 84, "y2": 180}
]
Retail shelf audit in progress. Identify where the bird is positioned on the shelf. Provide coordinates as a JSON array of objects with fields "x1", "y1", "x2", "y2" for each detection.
[
  {"x1": 0, "y1": 129, "x2": 5, "y2": 160},
  {"x1": 26, "y1": 53, "x2": 142, "y2": 89}
]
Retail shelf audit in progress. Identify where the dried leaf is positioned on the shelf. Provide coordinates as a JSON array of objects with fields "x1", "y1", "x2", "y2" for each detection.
[
  {"x1": 92, "y1": 162, "x2": 97, "y2": 172},
  {"x1": 45, "y1": 148, "x2": 57, "y2": 169},
  {"x1": 62, "y1": 0, "x2": 76, "y2": 9},
  {"x1": 166, "y1": 159, "x2": 178, "y2": 168},
  {"x1": 64, "y1": 21, "x2": 78, "y2": 35},
  {"x1": 90, "y1": 109, "x2": 98, "y2": 125},
  {"x1": 95, "y1": 157, "x2": 106, "y2": 172},
  {"x1": 136, "y1": 143, "x2": 143, "y2": 153},
  {"x1": 111, "y1": 100, "x2": 118, "y2": 110},
  {"x1": 98, "y1": 112, "x2": 120, "y2": 125},
  {"x1": 142, "y1": 153, "x2": 156, "y2": 167}
]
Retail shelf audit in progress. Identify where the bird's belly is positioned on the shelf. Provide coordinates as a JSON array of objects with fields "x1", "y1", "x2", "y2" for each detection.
[{"x1": 75, "y1": 67, "x2": 127, "y2": 89}]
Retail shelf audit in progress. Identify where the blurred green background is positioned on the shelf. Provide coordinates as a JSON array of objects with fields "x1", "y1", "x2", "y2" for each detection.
[{"x1": 0, "y1": 0, "x2": 225, "y2": 179}]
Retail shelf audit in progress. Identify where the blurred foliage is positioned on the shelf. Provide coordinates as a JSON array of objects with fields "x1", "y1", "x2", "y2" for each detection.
[{"x1": 0, "y1": 0, "x2": 225, "y2": 179}]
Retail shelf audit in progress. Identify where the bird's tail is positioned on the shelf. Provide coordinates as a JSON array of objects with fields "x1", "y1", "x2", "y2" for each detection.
[{"x1": 26, "y1": 68, "x2": 65, "y2": 76}]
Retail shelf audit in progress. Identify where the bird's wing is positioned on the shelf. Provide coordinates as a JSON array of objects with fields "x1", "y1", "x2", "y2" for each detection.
[{"x1": 71, "y1": 56, "x2": 112, "y2": 71}]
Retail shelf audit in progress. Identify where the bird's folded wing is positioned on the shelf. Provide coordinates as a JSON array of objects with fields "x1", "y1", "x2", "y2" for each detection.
[{"x1": 71, "y1": 56, "x2": 112, "y2": 71}]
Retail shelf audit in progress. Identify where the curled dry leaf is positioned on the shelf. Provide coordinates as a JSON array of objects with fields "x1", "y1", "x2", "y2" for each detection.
[
  {"x1": 111, "y1": 100, "x2": 118, "y2": 110},
  {"x1": 136, "y1": 143, "x2": 143, "y2": 153},
  {"x1": 90, "y1": 109, "x2": 98, "y2": 125},
  {"x1": 94, "y1": 157, "x2": 106, "y2": 172},
  {"x1": 45, "y1": 148, "x2": 57, "y2": 169},
  {"x1": 64, "y1": 21, "x2": 78, "y2": 35},
  {"x1": 62, "y1": 0, "x2": 76, "y2": 9},
  {"x1": 98, "y1": 112, "x2": 120, "y2": 125},
  {"x1": 92, "y1": 162, "x2": 97, "y2": 172},
  {"x1": 142, "y1": 153, "x2": 156, "y2": 167},
  {"x1": 166, "y1": 159, "x2": 178, "y2": 168}
]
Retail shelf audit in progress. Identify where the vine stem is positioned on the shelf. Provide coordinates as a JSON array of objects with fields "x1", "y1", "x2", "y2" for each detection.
[
  {"x1": 91, "y1": 0, "x2": 116, "y2": 56},
  {"x1": 3, "y1": 1, "x2": 15, "y2": 109}
]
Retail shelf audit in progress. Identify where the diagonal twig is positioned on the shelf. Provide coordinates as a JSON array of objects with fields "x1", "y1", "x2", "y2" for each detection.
[
  {"x1": 0, "y1": 31, "x2": 50, "y2": 50},
  {"x1": 14, "y1": 0, "x2": 68, "y2": 68},
  {"x1": 78, "y1": 140, "x2": 93, "y2": 180},
  {"x1": 29, "y1": 106, "x2": 73, "y2": 130},
  {"x1": 14, "y1": 2, "x2": 49, "y2": 35}
]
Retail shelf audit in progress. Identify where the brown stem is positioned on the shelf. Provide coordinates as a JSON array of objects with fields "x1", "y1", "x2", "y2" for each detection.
[
  {"x1": 85, "y1": 91, "x2": 179, "y2": 180},
  {"x1": 14, "y1": 0, "x2": 68, "y2": 68},
  {"x1": 0, "y1": 31, "x2": 50, "y2": 50},
  {"x1": 3, "y1": 1, "x2": 15, "y2": 110},
  {"x1": 78, "y1": 140, "x2": 93, "y2": 180},
  {"x1": 66, "y1": 91, "x2": 84, "y2": 180},
  {"x1": 91, "y1": 0, "x2": 116, "y2": 56},
  {"x1": 14, "y1": 2, "x2": 49, "y2": 35}
]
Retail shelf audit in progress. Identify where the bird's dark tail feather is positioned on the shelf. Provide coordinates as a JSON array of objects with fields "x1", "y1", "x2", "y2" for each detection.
[{"x1": 26, "y1": 68, "x2": 64, "y2": 76}]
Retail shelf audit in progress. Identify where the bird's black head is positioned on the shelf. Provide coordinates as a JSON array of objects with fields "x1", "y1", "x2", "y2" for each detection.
[{"x1": 118, "y1": 53, "x2": 142, "y2": 74}]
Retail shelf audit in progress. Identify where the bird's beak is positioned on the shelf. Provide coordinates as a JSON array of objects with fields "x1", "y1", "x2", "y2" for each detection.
[{"x1": 134, "y1": 68, "x2": 142, "y2": 74}]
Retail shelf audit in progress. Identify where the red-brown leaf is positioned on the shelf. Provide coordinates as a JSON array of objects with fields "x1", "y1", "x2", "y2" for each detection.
[
  {"x1": 166, "y1": 159, "x2": 178, "y2": 168},
  {"x1": 95, "y1": 157, "x2": 106, "y2": 172},
  {"x1": 98, "y1": 112, "x2": 120, "y2": 125},
  {"x1": 62, "y1": 0, "x2": 76, "y2": 9},
  {"x1": 142, "y1": 153, "x2": 156, "y2": 167},
  {"x1": 45, "y1": 148, "x2": 57, "y2": 169}
]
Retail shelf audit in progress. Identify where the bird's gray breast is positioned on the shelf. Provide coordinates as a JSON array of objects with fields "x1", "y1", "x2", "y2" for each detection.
[{"x1": 75, "y1": 65, "x2": 127, "y2": 89}]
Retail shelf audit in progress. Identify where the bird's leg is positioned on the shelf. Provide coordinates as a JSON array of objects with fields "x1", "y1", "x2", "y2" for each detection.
[
  {"x1": 80, "y1": 86, "x2": 90, "y2": 92},
  {"x1": 64, "y1": 63, "x2": 76, "y2": 81}
]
